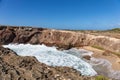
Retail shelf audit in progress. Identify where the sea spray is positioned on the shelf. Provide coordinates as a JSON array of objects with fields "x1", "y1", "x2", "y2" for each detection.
[{"x1": 3, "y1": 44, "x2": 97, "y2": 76}]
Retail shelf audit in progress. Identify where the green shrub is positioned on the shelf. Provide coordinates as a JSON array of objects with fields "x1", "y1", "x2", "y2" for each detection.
[
  {"x1": 95, "y1": 75, "x2": 108, "y2": 80},
  {"x1": 107, "y1": 28, "x2": 120, "y2": 33}
]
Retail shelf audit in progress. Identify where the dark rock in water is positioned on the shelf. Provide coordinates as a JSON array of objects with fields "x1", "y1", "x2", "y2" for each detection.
[
  {"x1": 83, "y1": 55, "x2": 91, "y2": 60},
  {"x1": 0, "y1": 46, "x2": 96, "y2": 80}
]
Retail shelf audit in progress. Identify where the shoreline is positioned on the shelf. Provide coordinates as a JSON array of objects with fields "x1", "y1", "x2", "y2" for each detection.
[{"x1": 81, "y1": 46, "x2": 120, "y2": 71}]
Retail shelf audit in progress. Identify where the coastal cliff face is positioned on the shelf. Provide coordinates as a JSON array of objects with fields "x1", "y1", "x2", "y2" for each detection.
[{"x1": 0, "y1": 26, "x2": 119, "y2": 53}]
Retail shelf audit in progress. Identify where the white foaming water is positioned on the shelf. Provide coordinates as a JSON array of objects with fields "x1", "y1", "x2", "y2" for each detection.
[
  {"x1": 91, "y1": 58, "x2": 120, "y2": 80},
  {"x1": 3, "y1": 44, "x2": 97, "y2": 76}
]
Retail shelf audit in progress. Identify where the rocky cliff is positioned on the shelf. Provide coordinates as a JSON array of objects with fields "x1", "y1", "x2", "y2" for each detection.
[
  {"x1": 0, "y1": 25, "x2": 114, "y2": 80},
  {"x1": 0, "y1": 26, "x2": 119, "y2": 53}
]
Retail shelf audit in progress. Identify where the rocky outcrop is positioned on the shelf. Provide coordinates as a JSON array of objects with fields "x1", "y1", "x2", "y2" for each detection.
[
  {"x1": 0, "y1": 26, "x2": 120, "y2": 53},
  {"x1": 0, "y1": 46, "x2": 97, "y2": 80},
  {"x1": 0, "y1": 28, "x2": 16, "y2": 44}
]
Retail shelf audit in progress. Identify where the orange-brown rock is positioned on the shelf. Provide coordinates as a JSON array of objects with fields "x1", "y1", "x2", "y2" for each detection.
[
  {"x1": 0, "y1": 28, "x2": 16, "y2": 44},
  {"x1": 0, "y1": 26, "x2": 119, "y2": 53}
]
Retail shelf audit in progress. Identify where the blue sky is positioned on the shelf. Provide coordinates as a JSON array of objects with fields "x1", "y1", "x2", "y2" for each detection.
[{"x1": 0, "y1": 0, "x2": 120, "y2": 30}]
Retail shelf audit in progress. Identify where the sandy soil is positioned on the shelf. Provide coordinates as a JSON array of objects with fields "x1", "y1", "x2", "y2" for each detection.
[{"x1": 81, "y1": 46, "x2": 120, "y2": 71}]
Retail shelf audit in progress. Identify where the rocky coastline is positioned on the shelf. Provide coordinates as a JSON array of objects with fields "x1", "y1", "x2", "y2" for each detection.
[{"x1": 0, "y1": 25, "x2": 120, "y2": 80}]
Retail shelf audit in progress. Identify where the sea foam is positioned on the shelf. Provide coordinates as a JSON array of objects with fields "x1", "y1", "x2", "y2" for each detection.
[{"x1": 3, "y1": 44, "x2": 97, "y2": 76}]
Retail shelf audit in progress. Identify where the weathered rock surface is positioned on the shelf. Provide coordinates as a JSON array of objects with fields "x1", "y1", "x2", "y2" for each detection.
[
  {"x1": 0, "y1": 46, "x2": 96, "y2": 80},
  {"x1": 0, "y1": 26, "x2": 119, "y2": 53}
]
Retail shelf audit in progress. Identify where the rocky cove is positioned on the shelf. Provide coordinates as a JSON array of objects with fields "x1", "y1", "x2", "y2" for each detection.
[
  {"x1": 0, "y1": 26, "x2": 120, "y2": 53},
  {"x1": 0, "y1": 26, "x2": 120, "y2": 80}
]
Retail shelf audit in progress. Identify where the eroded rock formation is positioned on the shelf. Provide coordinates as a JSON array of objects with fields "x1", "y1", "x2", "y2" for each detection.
[{"x1": 0, "y1": 26, "x2": 119, "y2": 53}]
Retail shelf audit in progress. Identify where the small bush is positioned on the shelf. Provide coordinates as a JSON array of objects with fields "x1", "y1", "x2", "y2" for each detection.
[
  {"x1": 95, "y1": 75, "x2": 108, "y2": 80},
  {"x1": 107, "y1": 28, "x2": 120, "y2": 33}
]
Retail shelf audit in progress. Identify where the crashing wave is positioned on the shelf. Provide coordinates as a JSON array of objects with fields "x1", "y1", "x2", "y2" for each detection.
[{"x1": 3, "y1": 44, "x2": 97, "y2": 76}]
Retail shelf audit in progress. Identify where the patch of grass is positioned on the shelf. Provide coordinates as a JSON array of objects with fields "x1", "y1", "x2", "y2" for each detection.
[
  {"x1": 95, "y1": 75, "x2": 109, "y2": 80},
  {"x1": 107, "y1": 28, "x2": 120, "y2": 33},
  {"x1": 111, "y1": 51, "x2": 120, "y2": 57},
  {"x1": 91, "y1": 45, "x2": 105, "y2": 50}
]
